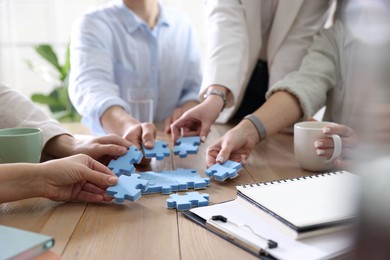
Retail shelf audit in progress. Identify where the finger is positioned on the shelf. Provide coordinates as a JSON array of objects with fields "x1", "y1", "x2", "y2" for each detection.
[
  {"x1": 314, "y1": 136, "x2": 357, "y2": 149},
  {"x1": 164, "y1": 116, "x2": 172, "y2": 134},
  {"x1": 75, "y1": 191, "x2": 105, "y2": 203},
  {"x1": 199, "y1": 122, "x2": 212, "y2": 143},
  {"x1": 141, "y1": 123, "x2": 157, "y2": 148},
  {"x1": 323, "y1": 124, "x2": 355, "y2": 138},
  {"x1": 102, "y1": 194, "x2": 115, "y2": 202},
  {"x1": 206, "y1": 146, "x2": 220, "y2": 167},
  {"x1": 92, "y1": 144, "x2": 128, "y2": 159},
  {"x1": 93, "y1": 134, "x2": 132, "y2": 147},
  {"x1": 170, "y1": 119, "x2": 185, "y2": 144},
  {"x1": 315, "y1": 147, "x2": 354, "y2": 160},
  {"x1": 83, "y1": 158, "x2": 119, "y2": 188},
  {"x1": 87, "y1": 156, "x2": 117, "y2": 176},
  {"x1": 83, "y1": 182, "x2": 107, "y2": 195},
  {"x1": 123, "y1": 131, "x2": 142, "y2": 149},
  {"x1": 99, "y1": 155, "x2": 111, "y2": 166},
  {"x1": 215, "y1": 138, "x2": 234, "y2": 164}
]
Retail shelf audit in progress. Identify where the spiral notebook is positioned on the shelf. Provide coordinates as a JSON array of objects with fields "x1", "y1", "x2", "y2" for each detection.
[
  {"x1": 236, "y1": 171, "x2": 360, "y2": 239},
  {"x1": 183, "y1": 171, "x2": 359, "y2": 259}
]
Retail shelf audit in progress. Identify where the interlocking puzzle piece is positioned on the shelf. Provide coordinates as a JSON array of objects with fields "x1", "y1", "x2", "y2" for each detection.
[
  {"x1": 173, "y1": 136, "x2": 201, "y2": 158},
  {"x1": 166, "y1": 192, "x2": 209, "y2": 211},
  {"x1": 108, "y1": 146, "x2": 143, "y2": 176},
  {"x1": 142, "y1": 140, "x2": 170, "y2": 160},
  {"x1": 106, "y1": 174, "x2": 148, "y2": 203},
  {"x1": 140, "y1": 168, "x2": 210, "y2": 194},
  {"x1": 205, "y1": 160, "x2": 243, "y2": 182}
]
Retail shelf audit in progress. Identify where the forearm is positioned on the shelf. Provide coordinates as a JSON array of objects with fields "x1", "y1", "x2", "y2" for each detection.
[
  {"x1": 42, "y1": 134, "x2": 77, "y2": 159},
  {"x1": 0, "y1": 164, "x2": 44, "y2": 203},
  {"x1": 101, "y1": 106, "x2": 139, "y2": 136},
  {"x1": 180, "y1": 100, "x2": 199, "y2": 110},
  {"x1": 249, "y1": 91, "x2": 303, "y2": 143}
]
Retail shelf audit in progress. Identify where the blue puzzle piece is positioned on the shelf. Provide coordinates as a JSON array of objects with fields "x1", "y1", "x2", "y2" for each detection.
[
  {"x1": 108, "y1": 146, "x2": 143, "y2": 176},
  {"x1": 142, "y1": 140, "x2": 170, "y2": 160},
  {"x1": 140, "y1": 168, "x2": 210, "y2": 194},
  {"x1": 106, "y1": 174, "x2": 148, "y2": 203},
  {"x1": 166, "y1": 192, "x2": 209, "y2": 211},
  {"x1": 205, "y1": 160, "x2": 243, "y2": 182},
  {"x1": 221, "y1": 160, "x2": 243, "y2": 171},
  {"x1": 173, "y1": 136, "x2": 201, "y2": 158}
]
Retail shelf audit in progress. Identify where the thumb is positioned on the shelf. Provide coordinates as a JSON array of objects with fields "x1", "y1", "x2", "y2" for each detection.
[{"x1": 216, "y1": 140, "x2": 233, "y2": 164}]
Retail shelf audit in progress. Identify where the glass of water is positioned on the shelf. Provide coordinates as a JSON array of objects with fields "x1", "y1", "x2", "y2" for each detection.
[{"x1": 127, "y1": 88, "x2": 154, "y2": 123}]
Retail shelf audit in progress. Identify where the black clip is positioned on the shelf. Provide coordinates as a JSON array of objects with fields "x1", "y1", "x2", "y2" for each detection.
[{"x1": 211, "y1": 215, "x2": 278, "y2": 249}]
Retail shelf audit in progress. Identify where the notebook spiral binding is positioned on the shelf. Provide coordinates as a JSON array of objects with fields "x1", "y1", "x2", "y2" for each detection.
[{"x1": 241, "y1": 171, "x2": 346, "y2": 188}]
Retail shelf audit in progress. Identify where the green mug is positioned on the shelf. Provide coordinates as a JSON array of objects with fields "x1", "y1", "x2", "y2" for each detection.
[{"x1": 0, "y1": 127, "x2": 43, "y2": 163}]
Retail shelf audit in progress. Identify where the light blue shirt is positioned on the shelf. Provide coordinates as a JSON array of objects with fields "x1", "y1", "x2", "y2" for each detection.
[{"x1": 69, "y1": 0, "x2": 202, "y2": 134}]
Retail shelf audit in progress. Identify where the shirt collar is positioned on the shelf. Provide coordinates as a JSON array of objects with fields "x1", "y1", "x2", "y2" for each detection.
[{"x1": 113, "y1": 0, "x2": 170, "y2": 34}]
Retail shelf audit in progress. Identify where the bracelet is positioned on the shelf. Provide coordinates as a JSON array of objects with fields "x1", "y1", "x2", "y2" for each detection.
[
  {"x1": 203, "y1": 89, "x2": 227, "y2": 111},
  {"x1": 243, "y1": 114, "x2": 267, "y2": 141}
]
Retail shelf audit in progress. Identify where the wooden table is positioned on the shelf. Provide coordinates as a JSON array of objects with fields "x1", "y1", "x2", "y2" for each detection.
[{"x1": 0, "y1": 123, "x2": 312, "y2": 259}]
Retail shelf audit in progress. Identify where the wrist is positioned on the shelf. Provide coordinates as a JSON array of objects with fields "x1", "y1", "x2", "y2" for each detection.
[
  {"x1": 0, "y1": 164, "x2": 43, "y2": 202},
  {"x1": 243, "y1": 114, "x2": 267, "y2": 142},
  {"x1": 203, "y1": 85, "x2": 229, "y2": 111},
  {"x1": 101, "y1": 106, "x2": 139, "y2": 136},
  {"x1": 43, "y1": 134, "x2": 75, "y2": 158},
  {"x1": 239, "y1": 118, "x2": 261, "y2": 144},
  {"x1": 201, "y1": 96, "x2": 225, "y2": 118},
  {"x1": 31, "y1": 164, "x2": 47, "y2": 198}
]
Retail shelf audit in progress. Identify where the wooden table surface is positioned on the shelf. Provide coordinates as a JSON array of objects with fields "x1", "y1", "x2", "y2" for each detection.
[{"x1": 0, "y1": 123, "x2": 313, "y2": 260}]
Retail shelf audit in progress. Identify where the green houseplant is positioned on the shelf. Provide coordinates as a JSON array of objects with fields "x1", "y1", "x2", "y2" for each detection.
[{"x1": 27, "y1": 44, "x2": 81, "y2": 122}]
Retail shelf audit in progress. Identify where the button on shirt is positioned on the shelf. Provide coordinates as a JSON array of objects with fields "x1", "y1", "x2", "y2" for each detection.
[{"x1": 69, "y1": 0, "x2": 202, "y2": 134}]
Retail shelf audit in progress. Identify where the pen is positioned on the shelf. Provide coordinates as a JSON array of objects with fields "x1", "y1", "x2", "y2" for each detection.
[{"x1": 206, "y1": 215, "x2": 278, "y2": 258}]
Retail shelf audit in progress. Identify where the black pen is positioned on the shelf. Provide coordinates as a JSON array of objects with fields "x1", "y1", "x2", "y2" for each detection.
[{"x1": 206, "y1": 215, "x2": 278, "y2": 258}]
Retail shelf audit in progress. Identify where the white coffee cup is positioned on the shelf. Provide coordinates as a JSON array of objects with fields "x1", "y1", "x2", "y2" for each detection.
[{"x1": 294, "y1": 121, "x2": 342, "y2": 172}]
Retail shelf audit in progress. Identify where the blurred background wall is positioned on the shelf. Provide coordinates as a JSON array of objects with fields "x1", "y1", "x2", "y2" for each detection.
[{"x1": 0, "y1": 0, "x2": 206, "y2": 99}]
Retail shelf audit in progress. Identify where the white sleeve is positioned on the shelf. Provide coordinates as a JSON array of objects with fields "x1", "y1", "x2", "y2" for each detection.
[
  {"x1": 0, "y1": 84, "x2": 69, "y2": 145},
  {"x1": 200, "y1": 0, "x2": 251, "y2": 107},
  {"x1": 269, "y1": 0, "x2": 333, "y2": 86},
  {"x1": 267, "y1": 22, "x2": 342, "y2": 119}
]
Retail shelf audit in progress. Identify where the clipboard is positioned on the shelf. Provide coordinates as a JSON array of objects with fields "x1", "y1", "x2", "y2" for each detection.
[{"x1": 182, "y1": 199, "x2": 354, "y2": 260}]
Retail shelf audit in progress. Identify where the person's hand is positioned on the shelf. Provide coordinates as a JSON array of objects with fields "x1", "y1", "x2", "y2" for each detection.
[
  {"x1": 43, "y1": 134, "x2": 132, "y2": 165},
  {"x1": 121, "y1": 122, "x2": 157, "y2": 166},
  {"x1": 206, "y1": 120, "x2": 259, "y2": 167},
  {"x1": 72, "y1": 135, "x2": 132, "y2": 164},
  {"x1": 100, "y1": 105, "x2": 157, "y2": 150},
  {"x1": 170, "y1": 97, "x2": 222, "y2": 144},
  {"x1": 39, "y1": 154, "x2": 118, "y2": 202},
  {"x1": 122, "y1": 122, "x2": 157, "y2": 150},
  {"x1": 314, "y1": 124, "x2": 358, "y2": 167},
  {"x1": 164, "y1": 101, "x2": 199, "y2": 133}
]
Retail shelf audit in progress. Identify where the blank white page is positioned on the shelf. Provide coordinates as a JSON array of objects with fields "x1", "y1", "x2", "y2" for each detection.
[{"x1": 236, "y1": 171, "x2": 360, "y2": 227}]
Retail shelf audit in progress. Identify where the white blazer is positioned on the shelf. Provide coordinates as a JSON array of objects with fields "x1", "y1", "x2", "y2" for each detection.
[{"x1": 201, "y1": 0, "x2": 334, "y2": 122}]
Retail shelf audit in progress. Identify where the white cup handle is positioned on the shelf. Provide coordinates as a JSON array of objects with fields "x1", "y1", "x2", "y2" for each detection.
[{"x1": 324, "y1": 134, "x2": 342, "y2": 163}]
